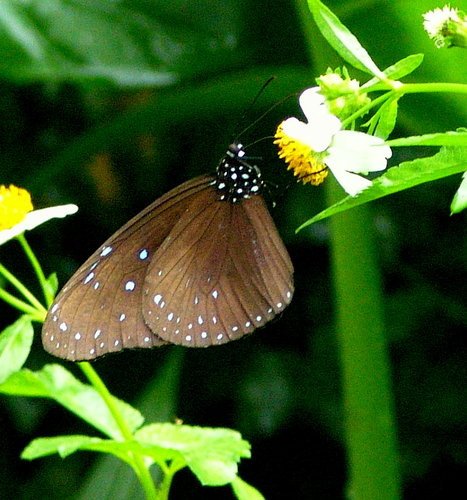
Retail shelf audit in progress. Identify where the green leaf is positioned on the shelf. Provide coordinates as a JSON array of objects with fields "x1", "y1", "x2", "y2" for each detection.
[
  {"x1": 363, "y1": 54, "x2": 424, "y2": 90},
  {"x1": 231, "y1": 476, "x2": 265, "y2": 500},
  {"x1": 297, "y1": 146, "x2": 467, "y2": 229},
  {"x1": 135, "y1": 423, "x2": 251, "y2": 486},
  {"x1": 0, "y1": 364, "x2": 144, "y2": 439},
  {"x1": 372, "y1": 98, "x2": 398, "y2": 140},
  {"x1": 22, "y1": 435, "x2": 137, "y2": 466},
  {"x1": 307, "y1": 0, "x2": 384, "y2": 78},
  {"x1": 0, "y1": 0, "x2": 241, "y2": 86},
  {"x1": 45, "y1": 272, "x2": 59, "y2": 298},
  {"x1": 387, "y1": 131, "x2": 467, "y2": 147},
  {"x1": 0, "y1": 316, "x2": 33, "y2": 383},
  {"x1": 22, "y1": 435, "x2": 102, "y2": 460},
  {"x1": 450, "y1": 172, "x2": 467, "y2": 214}
]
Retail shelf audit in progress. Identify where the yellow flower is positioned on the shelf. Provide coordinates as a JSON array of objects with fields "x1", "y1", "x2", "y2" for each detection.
[
  {"x1": 0, "y1": 184, "x2": 78, "y2": 246},
  {"x1": 0, "y1": 185, "x2": 33, "y2": 230},
  {"x1": 275, "y1": 123, "x2": 329, "y2": 186},
  {"x1": 275, "y1": 88, "x2": 392, "y2": 196}
]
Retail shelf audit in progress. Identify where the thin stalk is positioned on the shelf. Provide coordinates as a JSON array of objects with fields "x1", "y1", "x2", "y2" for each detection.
[
  {"x1": 0, "y1": 262, "x2": 47, "y2": 314},
  {"x1": 17, "y1": 234, "x2": 53, "y2": 306},
  {"x1": 0, "y1": 286, "x2": 44, "y2": 321},
  {"x1": 79, "y1": 362, "x2": 158, "y2": 500},
  {"x1": 327, "y1": 180, "x2": 401, "y2": 499}
]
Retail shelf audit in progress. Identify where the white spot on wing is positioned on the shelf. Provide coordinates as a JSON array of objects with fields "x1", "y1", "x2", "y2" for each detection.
[
  {"x1": 84, "y1": 272, "x2": 94, "y2": 284},
  {"x1": 100, "y1": 246, "x2": 112, "y2": 257}
]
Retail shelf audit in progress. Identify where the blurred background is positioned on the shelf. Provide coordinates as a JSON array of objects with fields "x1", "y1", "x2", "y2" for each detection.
[{"x1": 0, "y1": 0, "x2": 465, "y2": 498}]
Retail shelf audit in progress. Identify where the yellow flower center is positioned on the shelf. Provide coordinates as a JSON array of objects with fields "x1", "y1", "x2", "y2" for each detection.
[
  {"x1": 274, "y1": 123, "x2": 329, "y2": 186},
  {"x1": 0, "y1": 185, "x2": 34, "y2": 230}
]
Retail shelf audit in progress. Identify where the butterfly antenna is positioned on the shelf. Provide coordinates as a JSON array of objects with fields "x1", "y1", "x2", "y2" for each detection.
[{"x1": 235, "y1": 90, "x2": 297, "y2": 143}]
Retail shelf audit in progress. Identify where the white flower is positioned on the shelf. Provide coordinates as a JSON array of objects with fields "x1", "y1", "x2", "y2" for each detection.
[
  {"x1": 0, "y1": 203, "x2": 78, "y2": 246},
  {"x1": 423, "y1": 6, "x2": 467, "y2": 48},
  {"x1": 275, "y1": 88, "x2": 392, "y2": 196}
]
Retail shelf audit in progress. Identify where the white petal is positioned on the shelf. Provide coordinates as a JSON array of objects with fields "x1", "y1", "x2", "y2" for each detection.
[
  {"x1": 0, "y1": 204, "x2": 78, "y2": 246},
  {"x1": 299, "y1": 87, "x2": 325, "y2": 119},
  {"x1": 282, "y1": 116, "x2": 335, "y2": 153},
  {"x1": 325, "y1": 161, "x2": 373, "y2": 196},
  {"x1": 299, "y1": 88, "x2": 341, "y2": 141},
  {"x1": 328, "y1": 131, "x2": 392, "y2": 174}
]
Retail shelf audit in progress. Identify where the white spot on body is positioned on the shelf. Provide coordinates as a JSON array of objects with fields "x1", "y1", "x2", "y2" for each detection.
[
  {"x1": 167, "y1": 312, "x2": 174, "y2": 321},
  {"x1": 211, "y1": 290, "x2": 218, "y2": 299},
  {"x1": 119, "y1": 313, "x2": 126, "y2": 322},
  {"x1": 51, "y1": 304, "x2": 58, "y2": 313},
  {"x1": 94, "y1": 329, "x2": 101, "y2": 339},
  {"x1": 201, "y1": 332, "x2": 208, "y2": 339},
  {"x1": 144, "y1": 336, "x2": 150, "y2": 343},
  {"x1": 194, "y1": 296, "x2": 199, "y2": 305},
  {"x1": 139, "y1": 249, "x2": 148, "y2": 260},
  {"x1": 153, "y1": 294, "x2": 162, "y2": 305},
  {"x1": 217, "y1": 333, "x2": 223, "y2": 340},
  {"x1": 232, "y1": 326, "x2": 239, "y2": 332},
  {"x1": 93, "y1": 282, "x2": 100, "y2": 290},
  {"x1": 114, "y1": 340, "x2": 119, "y2": 347},
  {"x1": 245, "y1": 321, "x2": 251, "y2": 327},
  {"x1": 125, "y1": 280, "x2": 136, "y2": 291},
  {"x1": 74, "y1": 332, "x2": 81, "y2": 340},
  {"x1": 277, "y1": 302, "x2": 283, "y2": 308},
  {"x1": 90, "y1": 348, "x2": 95, "y2": 355},
  {"x1": 59, "y1": 322, "x2": 67, "y2": 332},
  {"x1": 197, "y1": 315, "x2": 204, "y2": 325},
  {"x1": 286, "y1": 291, "x2": 292, "y2": 299},
  {"x1": 212, "y1": 316, "x2": 217, "y2": 324},
  {"x1": 186, "y1": 335, "x2": 192, "y2": 342},
  {"x1": 188, "y1": 323, "x2": 193, "y2": 330},
  {"x1": 256, "y1": 315, "x2": 262, "y2": 322}
]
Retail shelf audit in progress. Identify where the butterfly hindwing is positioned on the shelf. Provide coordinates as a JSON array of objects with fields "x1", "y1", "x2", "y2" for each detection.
[{"x1": 142, "y1": 186, "x2": 294, "y2": 347}]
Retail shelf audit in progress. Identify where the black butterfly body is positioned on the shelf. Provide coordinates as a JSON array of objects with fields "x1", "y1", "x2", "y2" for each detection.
[{"x1": 42, "y1": 143, "x2": 294, "y2": 361}]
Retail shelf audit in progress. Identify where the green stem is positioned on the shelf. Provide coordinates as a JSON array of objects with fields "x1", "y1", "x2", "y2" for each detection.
[
  {"x1": 327, "y1": 180, "x2": 401, "y2": 500},
  {"x1": 79, "y1": 362, "x2": 158, "y2": 500},
  {"x1": 17, "y1": 233, "x2": 53, "y2": 306},
  {"x1": 0, "y1": 286, "x2": 44, "y2": 321},
  {"x1": 0, "y1": 262, "x2": 47, "y2": 314}
]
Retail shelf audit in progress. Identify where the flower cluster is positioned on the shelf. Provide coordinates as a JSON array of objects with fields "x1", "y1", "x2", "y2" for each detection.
[{"x1": 275, "y1": 87, "x2": 392, "y2": 196}]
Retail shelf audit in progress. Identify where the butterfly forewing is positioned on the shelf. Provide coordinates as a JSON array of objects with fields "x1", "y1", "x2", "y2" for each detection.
[
  {"x1": 42, "y1": 175, "x2": 212, "y2": 360},
  {"x1": 142, "y1": 186, "x2": 294, "y2": 347}
]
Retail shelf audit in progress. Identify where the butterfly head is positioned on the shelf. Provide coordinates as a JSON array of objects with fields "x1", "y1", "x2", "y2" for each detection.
[{"x1": 215, "y1": 143, "x2": 263, "y2": 203}]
